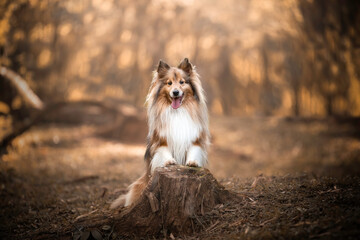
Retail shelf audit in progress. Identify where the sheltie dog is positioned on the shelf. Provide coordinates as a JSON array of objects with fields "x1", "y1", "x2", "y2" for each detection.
[{"x1": 111, "y1": 58, "x2": 210, "y2": 209}]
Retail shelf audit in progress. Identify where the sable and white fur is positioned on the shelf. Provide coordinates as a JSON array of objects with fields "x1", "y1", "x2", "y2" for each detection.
[{"x1": 111, "y1": 58, "x2": 210, "y2": 209}]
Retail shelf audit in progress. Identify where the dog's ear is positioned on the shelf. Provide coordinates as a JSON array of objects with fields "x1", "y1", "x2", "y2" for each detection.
[
  {"x1": 157, "y1": 60, "x2": 170, "y2": 78},
  {"x1": 178, "y1": 58, "x2": 192, "y2": 74}
]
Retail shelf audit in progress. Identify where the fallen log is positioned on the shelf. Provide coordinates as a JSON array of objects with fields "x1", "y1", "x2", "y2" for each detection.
[
  {"x1": 0, "y1": 100, "x2": 131, "y2": 156},
  {"x1": 75, "y1": 165, "x2": 238, "y2": 237}
]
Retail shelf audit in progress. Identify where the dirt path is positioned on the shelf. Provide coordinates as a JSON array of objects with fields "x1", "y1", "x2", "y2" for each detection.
[{"x1": 0, "y1": 115, "x2": 359, "y2": 239}]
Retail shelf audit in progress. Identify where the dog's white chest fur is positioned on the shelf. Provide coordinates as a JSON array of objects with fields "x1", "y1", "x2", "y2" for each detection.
[{"x1": 159, "y1": 107, "x2": 202, "y2": 164}]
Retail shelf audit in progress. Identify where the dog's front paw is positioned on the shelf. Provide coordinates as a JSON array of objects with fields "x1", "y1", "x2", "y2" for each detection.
[
  {"x1": 186, "y1": 161, "x2": 199, "y2": 167},
  {"x1": 164, "y1": 158, "x2": 177, "y2": 166}
]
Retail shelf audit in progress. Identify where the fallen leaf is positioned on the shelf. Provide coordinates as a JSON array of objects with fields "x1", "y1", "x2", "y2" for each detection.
[
  {"x1": 170, "y1": 233, "x2": 175, "y2": 240},
  {"x1": 91, "y1": 229, "x2": 103, "y2": 240},
  {"x1": 101, "y1": 225, "x2": 111, "y2": 231},
  {"x1": 80, "y1": 231, "x2": 90, "y2": 240}
]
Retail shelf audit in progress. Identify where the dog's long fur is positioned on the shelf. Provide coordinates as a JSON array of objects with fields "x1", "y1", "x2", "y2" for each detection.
[{"x1": 111, "y1": 58, "x2": 210, "y2": 209}]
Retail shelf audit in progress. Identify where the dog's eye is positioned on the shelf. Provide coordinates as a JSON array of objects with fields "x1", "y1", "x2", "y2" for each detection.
[
  {"x1": 167, "y1": 82, "x2": 172, "y2": 85},
  {"x1": 180, "y1": 80, "x2": 184, "y2": 84}
]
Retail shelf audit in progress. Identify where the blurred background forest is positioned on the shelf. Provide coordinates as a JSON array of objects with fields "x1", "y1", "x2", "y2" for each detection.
[{"x1": 1, "y1": 0, "x2": 360, "y2": 120}]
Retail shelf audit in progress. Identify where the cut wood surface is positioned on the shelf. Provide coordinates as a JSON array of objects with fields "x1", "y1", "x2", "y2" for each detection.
[{"x1": 74, "y1": 165, "x2": 239, "y2": 237}]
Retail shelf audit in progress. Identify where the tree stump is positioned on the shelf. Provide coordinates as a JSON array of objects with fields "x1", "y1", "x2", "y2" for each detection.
[{"x1": 75, "y1": 165, "x2": 237, "y2": 237}]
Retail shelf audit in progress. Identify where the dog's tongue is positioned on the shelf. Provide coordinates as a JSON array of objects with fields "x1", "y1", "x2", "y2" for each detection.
[{"x1": 171, "y1": 98, "x2": 181, "y2": 109}]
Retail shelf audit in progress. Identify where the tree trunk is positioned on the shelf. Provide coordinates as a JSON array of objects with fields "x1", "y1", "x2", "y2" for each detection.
[{"x1": 75, "y1": 165, "x2": 238, "y2": 237}]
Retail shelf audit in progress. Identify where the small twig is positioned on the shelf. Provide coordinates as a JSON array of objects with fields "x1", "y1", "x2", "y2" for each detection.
[
  {"x1": 251, "y1": 175, "x2": 266, "y2": 189},
  {"x1": 101, "y1": 187, "x2": 108, "y2": 198},
  {"x1": 206, "y1": 220, "x2": 220, "y2": 232},
  {"x1": 228, "y1": 219, "x2": 243, "y2": 228},
  {"x1": 193, "y1": 215, "x2": 205, "y2": 230},
  {"x1": 318, "y1": 189, "x2": 340, "y2": 195},
  {"x1": 106, "y1": 225, "x2": 114, "y2": 240},
  {"x1": 310, "y1": 231, "x2": 332, "y2": 239},
  {"x1": 260, "y1": 217, "x2": 277, "y2": 226},
  {"x1": 75, "y1": 209, "x2": 99, "y2": 221},
  {"x1": 201, "y1": 195, "x2": 205, "y2": 216},
  {"x1": 190, "y1": 218, "x2": 195, "y2": 234}
]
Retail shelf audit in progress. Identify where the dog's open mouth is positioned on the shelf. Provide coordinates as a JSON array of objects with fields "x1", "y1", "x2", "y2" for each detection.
[{"x1": 171, "y1": 95, "x2": 183, "y2": 109}]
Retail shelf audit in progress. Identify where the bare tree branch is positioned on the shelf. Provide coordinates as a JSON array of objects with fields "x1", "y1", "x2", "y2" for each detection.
[{"x1": 0, "y1": 66, "x2": 44, "y2": 110}]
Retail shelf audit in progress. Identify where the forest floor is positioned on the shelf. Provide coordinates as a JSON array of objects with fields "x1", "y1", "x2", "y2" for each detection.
[{"x1": 0, "y1": 106, "x2": 360, "y2": 239}]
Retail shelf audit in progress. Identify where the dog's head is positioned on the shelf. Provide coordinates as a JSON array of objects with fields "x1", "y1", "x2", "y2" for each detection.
[{"x1": 153, "y1": 58, "x2": 200, "y2": 110}]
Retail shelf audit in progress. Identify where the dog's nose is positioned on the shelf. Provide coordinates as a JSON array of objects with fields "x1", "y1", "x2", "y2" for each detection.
[{"x1": 173, "y1": 90, "x2": 179, "y2": 97}]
